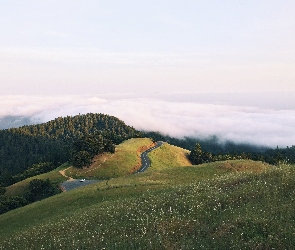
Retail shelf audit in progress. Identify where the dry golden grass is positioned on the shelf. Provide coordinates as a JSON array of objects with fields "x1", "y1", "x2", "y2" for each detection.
[
  {"x1": 148, "y1": 142, "x2": 192, "y2": 171},
  {"x1": 213, "y1": 160, "x2": 272, "y2": 173}
]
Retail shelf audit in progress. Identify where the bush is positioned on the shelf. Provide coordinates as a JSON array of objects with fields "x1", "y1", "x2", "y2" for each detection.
[{"x1": 24, "y1": 178, "x2": 61, "y2": 202}]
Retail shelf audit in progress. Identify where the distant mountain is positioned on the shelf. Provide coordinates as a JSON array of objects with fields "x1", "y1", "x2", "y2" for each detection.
[{"x1": 0, "y1": 116, "x2": 36, "y2": 129}]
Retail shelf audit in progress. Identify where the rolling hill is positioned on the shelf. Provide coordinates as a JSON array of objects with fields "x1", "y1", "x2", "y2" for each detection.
[
  {"x1": 4, "y1": 139, "x2": 191, "y2": 196},
  {"x1": 0, "y1": 113, "x2": 141, "y2": 181},
  {"x1": 65, "y1": 138, "x2": 155, "y2": 179},
  {"x1": 1, "y1": 137, "x2": 294, "y2": 249},
  {"x1": 0, "y1": 113, "x2": 295, "y2": 249}
]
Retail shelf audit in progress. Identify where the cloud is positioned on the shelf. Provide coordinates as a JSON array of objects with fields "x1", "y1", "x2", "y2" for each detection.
[{"x1": 1, "y1": 94, "x2": 294, "y2": 147}]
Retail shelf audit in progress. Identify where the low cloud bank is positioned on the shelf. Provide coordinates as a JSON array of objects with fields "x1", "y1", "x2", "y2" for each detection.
[{"x1": 1, "y1": 94, "x2": 294, "y2": 147}]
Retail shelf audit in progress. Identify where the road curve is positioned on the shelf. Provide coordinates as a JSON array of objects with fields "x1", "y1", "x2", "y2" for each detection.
[
  {"x1": 134, "y1": 141, "x2": 163, "y2": 173},
  {"x1": 60, "y1": 141, "x2": 163, "y2": 191},
  {"x1": 61, "y1": 179, "x2": 101, "y2": 192},
  {"x1": 59, "y1": 167, "x2": 101, "y2": 192}
]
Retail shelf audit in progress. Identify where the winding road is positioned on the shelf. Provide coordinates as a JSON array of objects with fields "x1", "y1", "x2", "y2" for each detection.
[
  {"x1": 135, "y1": 141, "x2": 163, "y2": 173},
  {"x1": 60, "y1": 141, "x2": 163, "y2": 191},
  {"x1": 61, "y1": 179, "x2": 100, "y2": 191}
]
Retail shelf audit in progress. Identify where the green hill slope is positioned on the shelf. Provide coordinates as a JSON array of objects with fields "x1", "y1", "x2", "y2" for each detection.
[
  {"x1": 1, "y1": 158, "x2": 292, "y2": 249},
  {"x1": 4, "y1": 138, "x2": 155, "y2": 197},
  {"x1": 65, "y1": 139, "x2": 192, "y2": 179},
  {"x1": 65, "y1": 138, "x2": 155, "y2": 179},
  {"x1": 5, "y1": 163, "x2": 70, "y2": 197}
]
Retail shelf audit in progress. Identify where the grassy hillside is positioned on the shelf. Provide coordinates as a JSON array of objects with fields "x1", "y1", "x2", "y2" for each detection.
[
  {"x1": 1, "y1": 159, "x2": 292, "y2": 249},
  {"x1": 148, "y1": 142, "x2": 192, "y2": 171},
  {"x1": 5, "y1": 138, "x2": 155, "y2": 196},
  {"x1": 65, "y1": 138, "x2": 155, "y2": 179},
  {"x1": 6, "y1": 138, "x2": 183, "y2": 197}
]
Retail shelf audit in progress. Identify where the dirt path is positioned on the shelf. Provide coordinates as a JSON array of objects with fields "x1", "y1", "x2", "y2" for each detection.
[{"x1": 59, "y1": 167, "x2": 74, "y2": 181}]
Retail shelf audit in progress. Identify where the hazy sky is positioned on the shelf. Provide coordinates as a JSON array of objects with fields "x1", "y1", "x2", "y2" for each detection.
[
  {"x1": 1, "y1": 0, "x2": 295, "y2": 95},
  {"x1": 1, "y1": 1, "x2": 295, "y2": 147}
]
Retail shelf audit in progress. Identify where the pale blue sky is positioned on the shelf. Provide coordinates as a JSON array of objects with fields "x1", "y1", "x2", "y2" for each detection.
[{"x1": 1, "y1": 0, "x2": 295, "y2": 95}]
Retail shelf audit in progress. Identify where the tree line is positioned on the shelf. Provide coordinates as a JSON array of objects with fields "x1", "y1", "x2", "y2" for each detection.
[
  {"x1": 145, "y1": 131, "x2": 295, "y2": 166},
  {"x1": 188, "y1": 143, "x2": 295, "y2": 166},
  {"x1": 71, "y1": 133, "x2": 115, "y2": 168},
  {"x1": 143, "y1": 132, "x2": 269, "y2": 154}
]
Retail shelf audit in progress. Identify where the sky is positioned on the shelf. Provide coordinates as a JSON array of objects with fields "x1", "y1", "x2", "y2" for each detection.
[{"x1": 0, "y1": 1, "x2": 295, "y2": 147}]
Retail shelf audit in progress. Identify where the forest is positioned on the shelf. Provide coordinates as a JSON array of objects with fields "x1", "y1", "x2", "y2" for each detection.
[{"x1": 0, "y1": 113, "x2": 141, "y2": 186}]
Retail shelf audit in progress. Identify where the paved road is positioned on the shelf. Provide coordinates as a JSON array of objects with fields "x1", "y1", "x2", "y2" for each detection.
[
  {"x1": 135, "y1": 141, "x2": 163, "y2": 173},
  {"x1": 61, "y1": 141, "x2": 163, "y2": 191},
  {"x1": 61, "y1": 179, "x2": 101, "y2": 192}
]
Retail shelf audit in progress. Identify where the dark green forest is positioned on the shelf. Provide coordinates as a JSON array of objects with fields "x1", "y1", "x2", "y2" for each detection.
[
  {"x1": 188, "y1": 143, "x2": 295, "y2": 166},
  {"x1": 0, "y1": 113, "x2": 141, "y2": 186}
]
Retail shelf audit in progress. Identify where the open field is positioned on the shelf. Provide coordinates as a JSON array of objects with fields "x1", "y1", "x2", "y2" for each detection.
[{"x1": 1, "y1": 159, "x2": 293, "y2": 249}]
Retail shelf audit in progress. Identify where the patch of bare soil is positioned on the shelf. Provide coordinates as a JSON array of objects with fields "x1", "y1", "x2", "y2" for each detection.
[{"x1": 59, "y1": 167, "x2": 74, "y2": 181}]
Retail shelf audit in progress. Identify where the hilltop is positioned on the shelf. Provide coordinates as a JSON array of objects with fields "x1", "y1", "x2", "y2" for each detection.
[
  {"x1": 0, "y1": 113, "x2": 141, "y2": 185},
  {"x1": 5, "y1": 138, "x2": 191, "y2": 196}
]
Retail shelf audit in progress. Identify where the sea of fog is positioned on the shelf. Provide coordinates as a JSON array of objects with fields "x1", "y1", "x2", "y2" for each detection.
[{"x1": 0, "y1": 92, "x2": 294, "y2": 147}]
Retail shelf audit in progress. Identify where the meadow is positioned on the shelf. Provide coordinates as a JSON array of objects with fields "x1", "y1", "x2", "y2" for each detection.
[
  {"x1": 1, "y1": 157, "x2": 293, "y2": 249},
  {"x1": 148, "y1": 143, "x2": 191, "y2": 171}
]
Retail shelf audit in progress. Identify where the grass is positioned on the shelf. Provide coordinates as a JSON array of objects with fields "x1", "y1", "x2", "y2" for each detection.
[
  {"x1": 0, "y1": 138, "x2": 293, "y2": 249},
  {"x1": 148, "y1": 142, "x2": 192, "y2": 171},
  {"x1": 65, "y1": 138, "x2": 154, "y2": 179},
  {"x1": 5, "y1": 163, "x2": 69, "y2": 196},
  {"x1": 1, "y1": 159, "x2": 291, "y2": 249}
]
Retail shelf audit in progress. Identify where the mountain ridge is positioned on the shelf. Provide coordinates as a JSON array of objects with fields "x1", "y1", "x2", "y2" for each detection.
[{"x1": 0, "y1": 113, "x2": 141, "y2": 184}]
